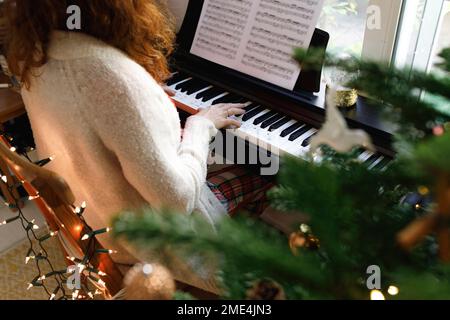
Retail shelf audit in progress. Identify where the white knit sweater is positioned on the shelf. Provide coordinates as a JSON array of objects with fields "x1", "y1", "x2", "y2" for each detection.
[{"x1": 21, "y1": 31, "x2": 227, "y2": 288}]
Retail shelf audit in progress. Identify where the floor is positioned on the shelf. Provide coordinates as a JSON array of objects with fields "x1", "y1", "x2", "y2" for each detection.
[{"x1": 0, "y1": 200, "x2": 67, "y2": 300}]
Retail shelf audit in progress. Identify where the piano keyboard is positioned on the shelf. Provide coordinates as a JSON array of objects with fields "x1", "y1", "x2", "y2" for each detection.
[{"x1": 167, "y1": 72, "x2": 391, "y2": 170}]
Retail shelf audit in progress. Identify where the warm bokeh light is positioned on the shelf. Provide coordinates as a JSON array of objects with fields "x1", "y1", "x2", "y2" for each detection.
[
  {"x1": 370, "y1": 290, "x2": 385, "y2": 300},
  {"x1": 388, "y1": 286, "x2": 399, "y2": 296}
]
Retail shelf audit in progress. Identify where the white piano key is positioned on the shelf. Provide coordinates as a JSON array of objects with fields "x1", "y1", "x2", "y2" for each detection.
[
  {"x1": 368, "y1": 155, "x2": 384, "y2": 170},
  {"x1": 358, "y1": 151, "x2": 373, "y2": 162}
]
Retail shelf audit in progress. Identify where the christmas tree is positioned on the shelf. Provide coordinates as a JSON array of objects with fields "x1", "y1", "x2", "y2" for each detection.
[{"x1": 113, "y1": 47, "x2": 450, "y2": 300}]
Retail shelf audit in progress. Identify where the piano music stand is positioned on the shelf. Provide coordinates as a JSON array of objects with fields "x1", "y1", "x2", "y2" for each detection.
[{"x1": 175, "y1": 0, "x2": 329, "y2": 94}]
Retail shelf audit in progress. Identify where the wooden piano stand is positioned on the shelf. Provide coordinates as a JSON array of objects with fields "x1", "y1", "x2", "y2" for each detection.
[{"x1": 0, "y1": 73, "x2": 27, "y2": 210}]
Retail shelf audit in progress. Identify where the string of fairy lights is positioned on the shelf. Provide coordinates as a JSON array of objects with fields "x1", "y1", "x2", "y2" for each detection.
[{"x1": 0, "y1": 133, "x2": 115, "y2": 300}]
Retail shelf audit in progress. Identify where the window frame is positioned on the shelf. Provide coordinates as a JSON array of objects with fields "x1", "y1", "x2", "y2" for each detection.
[
  {"x1": 360, "y1": 0, "x2": 404, "y2": 64},
  {"x1": 393, "y1": 0, "x2": 446, "y2": 72}
]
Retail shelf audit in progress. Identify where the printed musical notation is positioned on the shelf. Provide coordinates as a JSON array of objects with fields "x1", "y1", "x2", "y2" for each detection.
[{"x1": 190, "y1": 0, "x2": 325, "y2": 90}]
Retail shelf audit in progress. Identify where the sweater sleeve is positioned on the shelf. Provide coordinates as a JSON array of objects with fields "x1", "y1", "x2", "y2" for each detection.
[{"x1": 70, "y1": 57, "x2": 217, "y2": 214}]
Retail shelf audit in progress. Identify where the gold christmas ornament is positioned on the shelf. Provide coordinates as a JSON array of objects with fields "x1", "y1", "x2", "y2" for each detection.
[
  {"x1": 310, "y1": 87, "x2": 375, "y2": 154},
  {"x1": 123, "y1": 263, "x2": 176, "y2": 300},
  {"x1": 246, "y1": 279, "x2": 286, "y2": 300},
  {"x1": 289, "y1": 224, "x2": 320, "y2": 256},
  {"x1": 334, "y1": 86, "x2": 358, "y2": 108}
]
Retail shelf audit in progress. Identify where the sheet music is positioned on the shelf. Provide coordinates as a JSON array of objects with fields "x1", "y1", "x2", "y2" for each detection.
[{"x1": 190, "y1": 0, "x2": 325, "y2": 90}]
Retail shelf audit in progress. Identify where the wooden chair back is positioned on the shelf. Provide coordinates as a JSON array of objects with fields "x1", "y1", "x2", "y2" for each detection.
[{"x1": 0, "y1": 136, "x2": 123, "y2": 298}]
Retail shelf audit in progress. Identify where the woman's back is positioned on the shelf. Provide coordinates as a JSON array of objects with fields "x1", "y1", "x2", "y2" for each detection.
[{"x1": 22, "y1": 31, "x2": 225, "y2": 263}]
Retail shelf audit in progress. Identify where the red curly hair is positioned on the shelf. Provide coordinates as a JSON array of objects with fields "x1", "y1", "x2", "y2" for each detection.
[{"x1": 3, "y1": 0, "x2": 175, "y2": 88}]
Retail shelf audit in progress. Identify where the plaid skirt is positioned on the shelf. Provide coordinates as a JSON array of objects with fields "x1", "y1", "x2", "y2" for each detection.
[{"x1": 207, "y1": 165, "x2": 275, "y2": 216}]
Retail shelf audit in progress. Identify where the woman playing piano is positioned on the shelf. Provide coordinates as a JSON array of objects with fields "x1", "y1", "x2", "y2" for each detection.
[{"x1": 3, "y1": 0, "x2": 273, "y2": 292}]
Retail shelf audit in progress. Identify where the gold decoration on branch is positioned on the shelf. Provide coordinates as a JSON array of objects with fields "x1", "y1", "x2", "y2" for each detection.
[
  {"x1": 289, "y1": 224, "x2": 320, "y2": 256},
  {"x1": 123, "y1": 263, "x2": 176, "y2": 300},
  {"x1": 246, "y1": 279, "x2": 286, "y2": 300}
]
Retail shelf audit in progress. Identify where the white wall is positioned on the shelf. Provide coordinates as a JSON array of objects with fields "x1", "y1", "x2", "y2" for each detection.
[{"x1": 166, "y1": 0, "x2": 190, "y2": 32}]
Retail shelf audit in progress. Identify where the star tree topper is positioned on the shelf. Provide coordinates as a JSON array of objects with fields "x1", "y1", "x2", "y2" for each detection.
[{"x1": 310, "y1": 87, "x2": 375, "y2": 154}]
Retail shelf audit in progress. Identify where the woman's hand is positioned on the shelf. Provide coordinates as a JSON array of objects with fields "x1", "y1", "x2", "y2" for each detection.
[{"x1": 196, "y1": 103, "x2": 246, "y2": 129}]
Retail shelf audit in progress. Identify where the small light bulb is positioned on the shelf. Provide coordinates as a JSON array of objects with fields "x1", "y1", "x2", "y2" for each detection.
[
  {"x1": 72, "y1": 290, "x2": 79, "y2": 300},
  {"x1": 27, "y1": 283, "x2": 33, "y2": 290},
  {"x1": 38, "y1": 275, "x2": 46, "y2": 281},
  {"x1": 388, "y1": 286, "x2": 399, "y2": 296},
  {"x1": 74, "y1": 207, "x2": 81, "y2": 214},
  {"x1": 81, "y1": 201, "x2": 87, "y2": 208},
  {"x1": 97, "y1": 279, "x2": 106, "y2": 287},
  {"x1": 88, "y1": 292, "x2": 94, "y2": 299},
  {"x1": 28, "y1": 195, "x2": 40, "y2": 200},
  {"x1": 98, "y1": 271, "x2": 107, "y2": 276},
  {"x1": 81, "y1": 234, "x2": 90, "y2": 241},
  {"x1": 49, "y1": 293, "x2": 56, "y2": 300},
  {"x1": 1, "y1": 176, "x2": 7, "y2": 183},
  {"x1": 67, "y1": 256, "x2": 76, "y2": 262},
  {"x1": 30, "y1": 219, "x2": 39, "y2": 230},
  {"x1": 142, "y1": 264, "x2": 154, "y2": 275},
  {"x1": 370, "y1": 290, "x2": 385, "y2": 300},
  {"x1": 418, "y1": 186, "x2": 429, "y2": 196},
  {"x1": 109, "y1": 249, "x2": 117, "y2": 254},
  {"x1": 300, "y1": 224, "x2": 310, "y2": 233},
  {"x1": 10, "y1": 147, "x2": 16, "y2": 152}
]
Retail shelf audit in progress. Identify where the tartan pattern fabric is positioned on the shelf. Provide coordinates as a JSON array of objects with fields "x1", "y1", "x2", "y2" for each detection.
[{"x1": 207, "y1": 166, "x2": 274, "y2": 216}]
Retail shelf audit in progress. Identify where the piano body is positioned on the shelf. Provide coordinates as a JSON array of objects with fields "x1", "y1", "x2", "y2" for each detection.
[{"x1": 166, "y1": 0, "x2": 395, "y2": 172}]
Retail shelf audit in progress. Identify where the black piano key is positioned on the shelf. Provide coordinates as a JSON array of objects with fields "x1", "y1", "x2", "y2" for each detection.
[
  {"x1": 253, "y1": 111, "x2": 278, "y2": 125},
  {"x1": 373, "y1": 157, "x2": 391, "y2": 170},
  {"x1": 280, "y1": 123, "x2": 302, "y2": 138},
  {"x1": 244, "y1": 103, "x2": 259, "y2": 111},
  {"x1": 268, "y1": 117, "x2": 290, "y2": 131},
  {"x1": 365, "y1": 154, "x2": 380, "y2": 167},
  {"x1": 288, "y1": 125, "x2": 311, "y2": 141},
  {"x1": 185, "y1": 79, "x2": 210, "y2": 95},
  {"x1": 196, "y1": 87, "x2": 225, "y2": 102},
  {"x1": 166, "y1": 72, "x2": 188, "y2": 86},
  {"x1": 356, "y1": 148, "x2": 366, "y2": 156},
  {"x1": 260, "y1": 114, "x2": 284, "y2": 129},
  {"x1": 175, "y1": 78, "x2": 196, "y2": 91},
  {"x1": 212, "y1": 93, "x2": 241, "y2": 105},
  {"x1": 242, "y1": 106, "x2": 265, "y2": 121},
  {"x1": 301, "y1": 132, "x2": 317, "y2": 147}
]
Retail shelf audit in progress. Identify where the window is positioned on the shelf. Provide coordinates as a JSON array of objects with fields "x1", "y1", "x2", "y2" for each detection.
[
  {"x1": 318, "y1": 0, "x2": 404, "y2": 63},
  {"x1": 394, "y1": 0, "x2": 450, "y2": 73},
  {"x1": 318, "y1": 0, "x2": 370, "y2": 58},
  {"x1": 317, "y1": 0, "x2": 449, "y2": 71}
]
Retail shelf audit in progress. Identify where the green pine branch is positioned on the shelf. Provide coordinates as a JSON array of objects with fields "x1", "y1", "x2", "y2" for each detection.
[
  {"x1": 295, "y1": 48, "x2": 450, "y2": 141},
  {"x1": 110, "y1": 48, "x2": 450, "y2": 300},
  {"x1": 113, "y1": 209, "x2": 333, "y2": 299}
]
